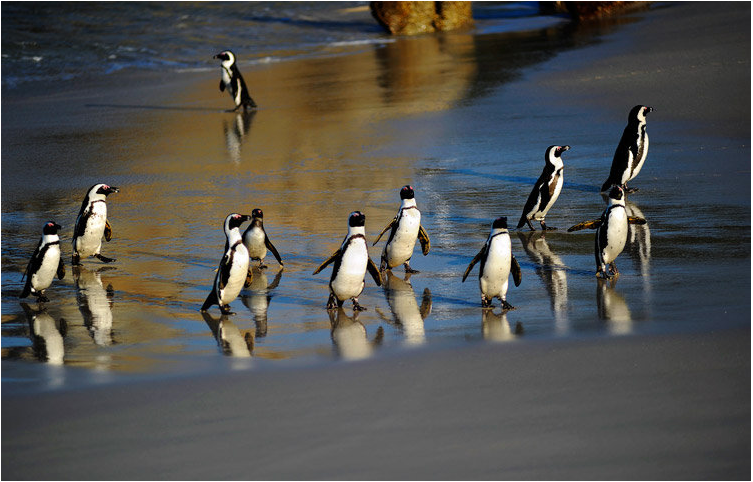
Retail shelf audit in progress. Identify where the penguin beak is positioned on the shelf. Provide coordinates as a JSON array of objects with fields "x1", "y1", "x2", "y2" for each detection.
[
  {"x1": 562, "y1": 145, "x2": 571, "y2": 151},
  {"x1": 108, "y1": 186, "x2": 119, "y2": 195},
  {"x1": 241, "y1": 214, "x2": 253, "y2": 223}
]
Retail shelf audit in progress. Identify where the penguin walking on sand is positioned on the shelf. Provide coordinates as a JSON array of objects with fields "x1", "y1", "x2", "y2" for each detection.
[
  {"x1": 462, "y1": 217, "x2": 522, "y2": 309},
  {"x1": 72, "y1": 184, "x2": 119, "y2": 265},
  {"x1": 313, "y1": 211, "x2": 383, "y2": 311},
  {"x1": 601, "y1": 105, "x2": 653, "y2": 193},
  {"x1": 567, "y1": 185, "x2": 646, "y2": 278},
  {"x1": 373, "y1": 185, "x2": 430, "y2": 273},
  {"x1": 242, "y1": 208, "x2": 283, "y2": 270},
  {"x1": 201, "y1": 213, "x2": 252, "y2": 314},
  {"x1": 214, "y1": 50, "x2": 257, "y2": 112},
  {"x1": 20, "y1": 222, "x2": 65, "y2": 302},
  {"x1": 517, "y1": 145, "x2": 570, "y2": 231}
]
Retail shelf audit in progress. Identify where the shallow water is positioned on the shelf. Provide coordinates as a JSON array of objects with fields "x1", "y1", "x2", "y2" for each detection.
[{"x1": 2, "y1": 3, "x2": 750, "y2": 391}]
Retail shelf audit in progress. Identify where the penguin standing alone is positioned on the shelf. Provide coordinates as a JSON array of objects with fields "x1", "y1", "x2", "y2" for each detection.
[
  {"x1": 313, "y1": 211, "x2": 383, "y2": 311},
  {"x1": 20, "y1": 222, "x2": 65, "y2": 302},
  {"x1": 214, "y1": 50, "x2": 257, "y2": 112},
  {"x1": 201, "y1": 213, "x2": 252, "y2": 314},
  {"x1": 242, "y1": 208, "x2": 283, "y2": 270},
  {"x1": 72, "y1": 183, "x2": 119, "y2": 265},
  {"x1": 373, "y1": 185, "x2": 430, "y2": 273},
  {"x1": 517, "y1": 145, "x2": 570, "y2": 231},
  {"x1": 567, "y1": 185, "x2": 646, "y2": 278},
  {"x1": 462, "y1": 217, "x2": 522, "y2": 309},
  {"x1": 601, "y1": 105, "x2": 653, "y2": 193}
]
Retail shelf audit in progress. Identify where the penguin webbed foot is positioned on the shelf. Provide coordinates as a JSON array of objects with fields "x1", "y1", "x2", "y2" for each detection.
[
  {"x1": 403, "y1": 263, "x2": 419, "y2": 274},
  {"x1": 35, "y1": 293, "x2": 49, "y2": 303},
  {"x1": 352, "y1": 299, "x2": 367, "y2": 312},
  {"x1": 95, "y1": 254, "x2": 116, "y2": 263},
  {"x1": 625, "y1": 186, "x2": 639, "y2": 194},
  {"x1": 540, "y1": 221, "x2": 557, "y2": 231},
  {"x1": 219, "y1": 305, "x2": 235, "y2": 315},
  {"x1": 326, "y1": 293, "x2": 340, "y2": 310},
  {"x1": 481, "y1": 296, "x2": 493, "y2": 309},
  {"x1": 500, "y1": 300, "x2": 516, "y2": 311}
]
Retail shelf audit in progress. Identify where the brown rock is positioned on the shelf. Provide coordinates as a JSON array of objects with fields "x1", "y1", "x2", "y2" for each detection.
[{"x1": 370, "y1": 1, "x2": 474, "y2": 35}]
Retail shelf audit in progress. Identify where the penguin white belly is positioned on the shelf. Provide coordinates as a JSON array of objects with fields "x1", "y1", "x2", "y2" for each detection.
[
  {"x1": 601, "y1": 210, "x2": 628, "y2": 264},
  {"x1": 218, "y1": 246, "x2": 250, "y2": 305},
  {"x1": 332, "y1": 240, "x2": 368, "y2": 300},
  {"x1": 221, "y1": 68, "x2": 231, "y2": 89},
  {"x1": 76, "y1": 204, "x2": 107, "y2": 257},
  {"x1": 480, "y1": 236, "x2": 512, "y2": 299},
  {"x1": 244, "y1": 228, "x2": 267, "y2": 260},
  {"x1": 384, "y1": 211, "x2": 420, "y2": 267},
  {"x1": 629, "y1": 134, "x2": 649, "y2": 181},
  {"x1": 31, "y1": 245, "x2": 60, "y2": 292}
]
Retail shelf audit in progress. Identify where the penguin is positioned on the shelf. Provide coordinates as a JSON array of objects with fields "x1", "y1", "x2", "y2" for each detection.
[
  {"x1": 214, "y1": 50, "x2": 257, "y2": 112},
  {"x1": 74, "y1": 265, "x2": 116, "y2": 347},
  {"x1": 21, "y1": 303, "x2": 65, "y2": 365},
  {"x1": 313, "y1": 211, "x2": 383, "y2": 311},
  {"x1": 601, "y1": 105, "x2": 653, "y2": 193},
  {"x1": 567, "y1": 185, "x2": 646, "y2": 278},
  {"x1": 20, "y1": 222, "x2": 65, "y2": 302},
  {"x1": 517, "y1": 145, "x2": 570, "y2": 231},
  {"x1": 72, "y1": 183, "x2": 119, "y2": 265},
  {"x1": 329, "y1": 308, "x2": 384, "y2": 361},
  {"x1": 462, "y1": 217, "x2": 522, "y2": 309},
  {"x1": 201, "y1": 213, "x2": 252, "y2": 314},
  {"x1": 242, "y1": 208, "x2": 283, "y2": 270},
  {"x1": 373, "y1": 185, "x2": 430, "y2": 273}
]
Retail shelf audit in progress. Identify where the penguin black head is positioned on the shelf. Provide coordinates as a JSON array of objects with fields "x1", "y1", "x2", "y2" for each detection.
[
  {"x1": 629, "y1": 105, "x2": 653, "y2": 122},
  {"x1": 95, "y1": 184, "x2": 119, "y2": 196},
  {"x1": 42, "y1": 222, "x2": 62, "y2": 235},
  {"x1": 252, "y1": 208, "x2": 263, "y2": 219},
  {"x1": 225, "y1": 213, "x2": 252, "y2": 231},
  {"x1": 547, "y1": 145, "x2": 571, "y2": 160},
  {"x1": 214, "y1": 50, "x2": 235, "y2": 63},
  {"x1": 608, "y1": 185, "x2": 624, "y2": 201},
  {"x1": 348, "y1": 211, "x2": 366, "y2": 228},
  {"x1": 492, "y1": 217, "x2": 508, "y2": 229},
  {"x1": 400, "y1": 185, "x2": 415, "y2": 200}
]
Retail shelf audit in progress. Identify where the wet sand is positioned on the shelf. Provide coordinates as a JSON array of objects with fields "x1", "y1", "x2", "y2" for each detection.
[{"x1": 2, "y1": 2, "x2": 750, "y2": 479}]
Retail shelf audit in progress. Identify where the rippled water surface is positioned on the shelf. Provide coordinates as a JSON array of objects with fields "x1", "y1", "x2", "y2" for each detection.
[{"x1": 2, "y1": 2, "x2": 749, "y2": 390}]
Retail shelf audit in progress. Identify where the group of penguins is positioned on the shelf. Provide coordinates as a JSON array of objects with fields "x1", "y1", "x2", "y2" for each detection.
[{"x1": 19, "y1": 49, "x2": 653, "y2": 316}]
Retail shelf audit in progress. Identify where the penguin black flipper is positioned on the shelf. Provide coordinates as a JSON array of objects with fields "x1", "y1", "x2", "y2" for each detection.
[
  {"x1": 367, "y1": 257, "x2": 383, "y2": 287},
  {"x1": 264, "y1": 235, "x2": 284, "y2": 266},
  {"x1": 313, "y1": 249, "x2": 342, "y2": 275},
  {"x1": 57, "y1": 257, "x2": 66, "y2": 280},
  {"x1": 511, "y1": 255, "x2": 522, "y2": 287},
  {"x1": 104, "y1": 220, "x2": 113, "y2": 242},
  {"x1": 373, "y1": 217, "x2": 397, "y2": 246},
  {"x1": 219, "y1": 79, "x2": 226, "y2": 92},
  {"x1": 218, "y1": 249, "x2": 236, "y2": 291},
  {"x1": 628, "y1": 216, "x2": 647, "y2": 225},
  {"x1": 19, "y1": 241, "x2": 44, "y2": 298},
  {"x1": 462, "y1": 245, "x2": 487, "y2": 282},
  {"x1": 201, "y1": 288, "x2": 219, "y2": 312},
  {"x1": 567, "y1": 219, "x2": 603, "y2": 232},
  {"x1": 418, "y1": 225, "x2": 431, "y2": 255}
]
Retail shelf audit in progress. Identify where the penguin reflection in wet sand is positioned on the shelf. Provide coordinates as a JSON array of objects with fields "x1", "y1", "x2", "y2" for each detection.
[
  {"x1": 313, "y1": 211, "x2": 383, "y2": 311},
  {"x1": 567, "y1": 185, "x2": 646, "y2": 278},
  {"x1": 242, "y1": 208, "x2": 283, "y2": 270},
  {"x1": 72, "y1": 184, "x2": 119, "y2": 266},
  {"x1": 373, "y1": 185, "x2": 430, "y2": 273},
  {"x1": 214, "y1": 50, "x2": 257, "y2": 112},
  {"x1": 517, "y1": 145, "x2": 570, "y2": 231},
  {"x1": 601, "y1": 105, "x2": 653, "y2": 193},
  {"x1": 201, "y1": 213, "x2": 252, "y2": 314},
  {"x1": 463, "y1": 217, "x2": 522, "y2": 309},
  {"x1": 20, "y1": 222, "x2": 65, "y2": 302}
]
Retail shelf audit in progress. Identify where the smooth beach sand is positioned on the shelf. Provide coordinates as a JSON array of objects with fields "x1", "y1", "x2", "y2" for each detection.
[{"x1": 2, "y1": 2, "x2": 750, "y2": 480}]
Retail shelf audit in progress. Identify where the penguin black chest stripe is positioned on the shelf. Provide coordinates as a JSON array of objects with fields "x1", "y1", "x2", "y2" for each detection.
[
  {"x1": 330, "y1": 234, "x2": 366, "y2": 281},
  {"x1": 386, "y1": 207, "x2": 416, "y2": 245},
  {"x1": 478, "y1": 231, "x2": 505, "y2": 275}
]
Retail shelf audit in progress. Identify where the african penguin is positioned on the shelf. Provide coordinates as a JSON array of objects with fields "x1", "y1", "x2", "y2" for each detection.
[
  {"x1": 373, "y1": 185, "x2": 430, "y2": 273},
  {"x1": 20, "y1": 222, "x2": 65, "y2": 302},
  {"x1": 594, "y1": 186, "x2": 629, "y2": 278},
  {"x1": 214, "y1": 50, "x2": 257, "y2": 112},
  {"x1": 601, "y1": 105, "x2": 653, "y2": 193},
  {"x1": 462, "y1": 216, "x2": 522, "y2": 309},
  {"x1": 517, "y1": 145, "x2": 570, "y2": 230},
  {"x1": 201, "y1": 213, "x2": 252, "y2": 314},
  {"x1": 313, "y1": 211, "x2": 383, "y2": 311},
  {"x1": 72, "y1": 183, "x2": 119, "y2": 265},
  {"x1": 242, "y1": 208, "x2": 283, "y2": 270}
]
